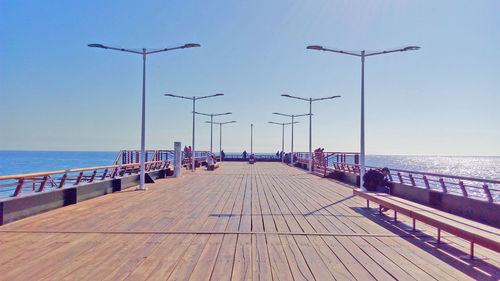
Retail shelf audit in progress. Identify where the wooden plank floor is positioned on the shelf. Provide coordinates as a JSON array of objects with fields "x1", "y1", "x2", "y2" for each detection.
[{"x1": 1, "y1": 162, "x2": 499, "y2": 280}]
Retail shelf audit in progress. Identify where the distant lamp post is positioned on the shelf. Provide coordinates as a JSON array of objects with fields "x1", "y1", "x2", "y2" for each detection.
[
  {"x1": 268, "y1": 121, "x2": 299, "y2": 162},
  {"x1": 272, "y1": 112, "x2": 311, "y2": 166},
  {"x1": 281, "y1": 94, "x2": 340, "y2": 173},
  {"x1": 195, "y1": 111, "x2": 232, "y2": 163},
  {"x1": 306, "y1": 45, "x2": 419, "y2": 189},
  {"x1": 88, "y1": 42, "x2": 200, "y2": 190},
  {"x1": 250, "y1": 124, "x2": 253, "y2": 155},
  {"x1": 206, "y1": 120, "x2": 237, "y2": 161},
  {"x1": 164, "y1": 93, "x2": 224, "y2": 171}
]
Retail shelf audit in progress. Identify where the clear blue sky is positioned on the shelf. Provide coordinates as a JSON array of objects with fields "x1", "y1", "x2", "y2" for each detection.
[{"x1": 1, "y1": 0, "x2": 499, "y2": 155}]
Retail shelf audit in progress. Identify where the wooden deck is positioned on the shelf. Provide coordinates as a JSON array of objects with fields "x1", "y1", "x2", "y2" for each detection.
[{"x1": 1, "y1": 162, "x2": 499, "y2": 280}]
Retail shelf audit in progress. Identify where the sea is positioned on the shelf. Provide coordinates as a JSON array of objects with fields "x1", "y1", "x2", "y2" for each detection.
[{"x1": 1, "y1": 151, "x2": 499, "y2": 181}]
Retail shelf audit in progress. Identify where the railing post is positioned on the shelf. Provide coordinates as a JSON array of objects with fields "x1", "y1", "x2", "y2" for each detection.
[
  {"x1": 13, "y1": 179, "x2": 24, "y2": 196},
  {"x1": 398, "y1": 172, "x2": 403, "y2": 184},
  {"x1": 423, "y1": 175, "x2": 430, "y2": 189},
  {"x1": 58, "y1": 174, "x2": 67, "y2": 189},
  {"x1": 483, "y1": 184, "x2": 493, "y2": 203},
  {"x1": 89, "y1": 170, "x2": 97, "y2": 183},
  {"x1": 459, "y1": 181, "x2": 468, "y2": 197},
  {"x1": 409, "y1": 174, "x2": 416, "y2": 186},
  {"x1": 75, "y1": 172, "x2": 84, "y2": 185},
  {"x1": 101, "y1": 168, "x2": 108, "y2": 180},
  {"x1": 38, "y1": 176, "x2": 48, "y2": 192},
  {"x1": 439, "y1": 178, "x2": 447, "y2": 193}
]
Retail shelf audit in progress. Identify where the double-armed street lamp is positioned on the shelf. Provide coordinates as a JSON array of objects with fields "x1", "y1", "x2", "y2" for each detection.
[
  {"x1": 306, "y1": 45, "x2": 420, "y2": 189},
  {"x1": 281, "y1": 94, "x2": 341, "y2": 173},
  {"x1": 272, "y1": 112, "x2": 311, "y2": 166},
  {"x1": 268, "y1": 121, "x2": 299, "y2": 162},
  {"x1": 205, "y1": 120, "x2": 237, "y2": 161},
  {"x1": 164, "y1": 93, "x2": 224, "y2": 171},
  {"x1": 88, "y1": 43, "x2": 200, "y2": 190},
  {"x1": 195, "y1": 111, "x2": 232, "y2": 162}
]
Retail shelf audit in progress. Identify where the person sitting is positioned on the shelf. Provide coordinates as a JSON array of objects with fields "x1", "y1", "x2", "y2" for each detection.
[
  {"x1": 362, "y1": 167, "x2": 392, "y2": 211},
  {"x1": 249, "y1": 153, "x2": 255, "y2": 164},
  {"x1": 362, "y1": 167, "x2": 392, "y2": 194}
]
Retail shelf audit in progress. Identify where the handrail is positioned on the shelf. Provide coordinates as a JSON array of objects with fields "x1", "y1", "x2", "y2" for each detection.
[
  {"x1": 0, "y1": 160, "x2": 171, "y2": 198},
  {"x1": 0, "y1": 161, "x2": 167, "y2": 180},
  {"x1": 294, "y1": 152, "x2": 499, "y2": 203}
]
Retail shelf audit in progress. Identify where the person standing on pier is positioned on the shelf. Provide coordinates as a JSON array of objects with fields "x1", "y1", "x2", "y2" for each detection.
[
  {"x1": 242, "y1": 150, "x2": 248, "y2": 159},
  {"x1": 221, "y1": 150, "x2": 225, "y2": 161}
]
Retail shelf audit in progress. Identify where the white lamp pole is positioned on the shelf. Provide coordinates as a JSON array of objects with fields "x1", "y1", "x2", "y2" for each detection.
[
  {"x1": 306, "y1": 45, "x2": 420, "y2": 189},
  {"x1": 250, "y1": 124, "x2": 253, "y2": 155},
  {"x1": 207, "y1": 120, "x2": 236, "y2": 161},
  {"x1": 164, "y1": 93, "x2": 224, "y2": 171},
  {"x1": 273, "y1": 112, "x2": 310, "y2": 166},
  {"x1": 88, "y1": 43, "x2": 200, "y2": 190},
  {"x1": 281, "y1": 94, "x2": 340, "y2": 173},
  {"x1": 195, "y1": 111, "x2": 232, "y2": 163},
  {"x1": 268, "y1": 121, "x2": 298, "y2": 162}
]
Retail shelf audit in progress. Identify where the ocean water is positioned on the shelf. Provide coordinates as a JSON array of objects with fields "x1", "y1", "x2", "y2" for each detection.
[
  {"x1": 1, "y1": 151, "x2": 499, "y2": 181},
  {"x1": 0, "y1": 151, "x2": 117, "y2": 176}
]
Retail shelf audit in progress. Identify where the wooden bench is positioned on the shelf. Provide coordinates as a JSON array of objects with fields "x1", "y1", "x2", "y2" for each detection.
[
  {"x1": 353, "y1": 188, "x2": 500, "y2": 259},
  {"x1": 207, "y1": 163, "x2": 220, "y2": 171}
]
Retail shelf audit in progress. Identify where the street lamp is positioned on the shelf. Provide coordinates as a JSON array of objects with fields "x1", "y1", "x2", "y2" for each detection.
[
  {"x1": 273, "y1": 112, "x2": 311, "y2": 166},
  {"x1": 88, "y1": 42, "x2": 200, "y2": 190},
  {"x1": 268, "y1": 121, "x2": 299, "y2": 162},
  {"x1": 194, "y1": 111, "x2": 232, "y2": 162},
  {"x1": 250, "y1": 124, "x2": 253, "y2": 155},
  {"x1": 281, "y1": 94, "x2": 340, "y2": 173},
  {"x1": 164, "y1": 93, "x2": 224, "y2": 171},
  {"x1": 306, "y1": 45, "x2": 419, "y2": 189},
  {"x1": 206, "y1": 120, "x2": 236, "y2": 161}
]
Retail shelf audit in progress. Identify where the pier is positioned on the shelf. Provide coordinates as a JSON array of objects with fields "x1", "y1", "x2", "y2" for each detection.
[{"x1": 1, "y1": 162, "x2": 499, "y2": 280}]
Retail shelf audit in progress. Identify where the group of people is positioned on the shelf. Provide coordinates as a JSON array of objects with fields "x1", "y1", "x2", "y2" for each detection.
[
  {"x1": 242, "y1": 150, "x2": 254, "y2": 160},
  {"x1": 183, "y1": 146, "x2": 192, "y2": 158}
]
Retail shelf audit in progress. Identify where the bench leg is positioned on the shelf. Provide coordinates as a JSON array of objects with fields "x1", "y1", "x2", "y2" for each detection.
[
  {"x1": 412, "y1": 218, "x2": 416, "y2": 232},
  {"x1": 366, "y1": 200, "x2": 370, "y2": 209},
  {"x1": 378, "y1": 205, "x2": 382, "y2": 215},
  {"x1": 437, "y1": 228, "x2": 441, "y2": 244},
  {"x1": 460, "y1": 242, "x2": 481, "y2": 260},
  {"x1": 394, "y1": 211, "x2": 397, "y2": 222}
]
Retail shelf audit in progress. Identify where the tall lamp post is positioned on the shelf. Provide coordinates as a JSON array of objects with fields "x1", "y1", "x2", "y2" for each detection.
[
  {"x1": 268, "y1": 121, "x2": 299, "y2": 162},
  {"x1": 250, "y1": 124, "x2": 253, "y2": 155},
  {"x1": 281, "y1": 94, "x2": 340, "y2": 173},
  {"x1": 164, "y1": 93, "x2": 224, "y2": 171},
  {"x1": 273, "y1": 112, "x2": 310, "y2": 166},
  {"x1": 206, "y1": 120, "x2": 236, "y2": 161},
  {"x1": 306, "y1": 45, "x2": 419, "y2": 189},
  {"x1": 88, "y1": 43, "x2": 200, "y2": 190},
  {"x1": 195, "y1": 111, "x2": 232, "y2": 162}
]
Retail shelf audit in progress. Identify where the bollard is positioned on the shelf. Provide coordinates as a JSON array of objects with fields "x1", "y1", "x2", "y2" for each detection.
[{"x1": 174, "y1": 142, "x2": 182, "y2": 178}]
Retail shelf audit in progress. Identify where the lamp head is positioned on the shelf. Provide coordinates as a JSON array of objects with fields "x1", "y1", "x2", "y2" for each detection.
[
  {"x1": 88, "y1": 43, "x2": 105, "y2": 48},
  {"x1": 307, "y1": 45, "x2": 324, "y2": 51},
  {"x1": 403, "y1": 46, "x2": 420, "y2": 51},
  {"x1": 184, "y1": 43, "x2": 201, "y2": 48}
]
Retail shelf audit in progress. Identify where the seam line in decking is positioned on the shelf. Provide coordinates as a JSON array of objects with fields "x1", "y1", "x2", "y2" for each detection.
[{"x1": 0, "y1": 230, "x2": 452, "y2": 237}]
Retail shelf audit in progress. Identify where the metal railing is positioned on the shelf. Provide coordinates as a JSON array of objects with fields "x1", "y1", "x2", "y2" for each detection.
[
  {"x1": 295, "y1": 152, "x2": 500, "y2": 203},
  {"x1": 0, "y1": 160, "x2": 171, "y2": 198},
  {"x1": 223, "y1": 153, "x2": 280, "y2": 160},
  {"x1": 113, "y1": 150, "x2": 174, "y2": 165}
]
